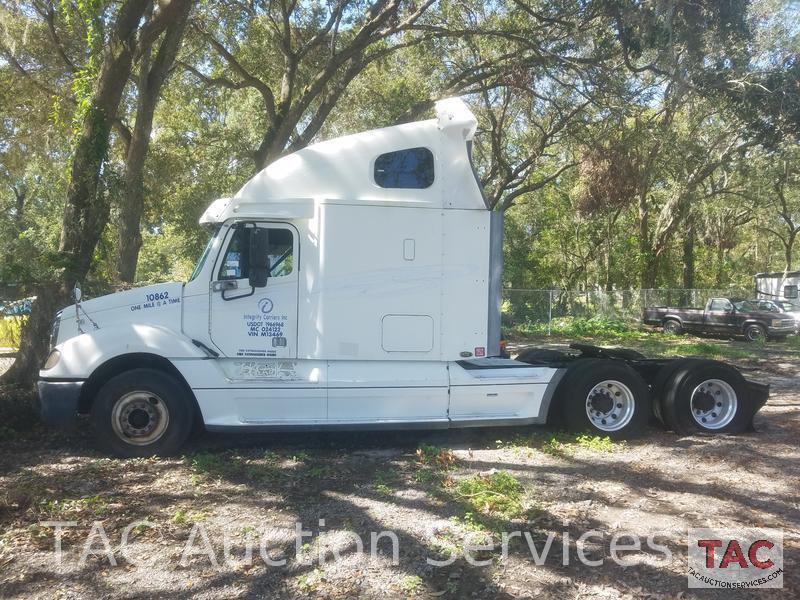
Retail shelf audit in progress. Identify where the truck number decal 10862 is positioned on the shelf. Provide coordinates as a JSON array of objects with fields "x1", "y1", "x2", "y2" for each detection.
[{"x1": 145, "y1": 291, "x2": 169, "y2": 302}]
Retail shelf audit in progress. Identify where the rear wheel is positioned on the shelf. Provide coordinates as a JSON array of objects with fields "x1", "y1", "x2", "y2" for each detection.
[
  {"x1": 744, "y1": 323, "x2": 766, "y2": 342},
  {"x1": 662, "y1": 319, "x2": 682, "y2": 335},
  {"x1": 557, "y1": 359, "x2": 651, "y2": 438},
  {"x1": 660, "y1": 360, "x2": 750, "y2": 434},
  {"x1": 92, "y1": 368, "x2": 195, "y2": 457},
  {"x1": 650, "y1": 358, "x2": 704, "y2": 426}
]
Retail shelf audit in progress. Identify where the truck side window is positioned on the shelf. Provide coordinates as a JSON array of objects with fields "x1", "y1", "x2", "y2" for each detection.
[
  {"x1": 218, "y1": 227, "x2": 294, "y2": 280},
  {"x1": 374, "y1": 147, "x2": 434, "y2": 189},
  {"x1": 709, "y1": 299, "x2": 732, "y2": 312}
]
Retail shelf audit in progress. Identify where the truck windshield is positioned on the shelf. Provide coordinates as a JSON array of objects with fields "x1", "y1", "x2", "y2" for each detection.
[{"x1": 189, "y1": 226, "x2": 221, "y2": 282}]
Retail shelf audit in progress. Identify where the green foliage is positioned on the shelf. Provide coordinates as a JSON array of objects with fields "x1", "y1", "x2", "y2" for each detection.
[
  {"x1": 454, "y1": 471, "x2": 525, "y2": 520},
  {"x1": 0, "y1": 0, "x2": 798, "y2": 332},
  {"x1": 398, "y1": 575, "x2": 424, "y2": 593},
  {"x1": 0, "y1": 316, "x2": 24, "y2": 349},
  {"x1": 495, "y1": 430, "x2": 625, "y2": 457},
  {"x1": 372, "y1": 468, "x2": 401, "y2": 496},
  {"x1": 508, "y1": 316, "x2": 636, "y2": 340}
]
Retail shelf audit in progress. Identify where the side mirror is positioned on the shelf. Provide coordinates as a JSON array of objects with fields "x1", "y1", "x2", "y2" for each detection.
[{"x1": 248, "y1": 228, "x2": 270, "y2": 288}]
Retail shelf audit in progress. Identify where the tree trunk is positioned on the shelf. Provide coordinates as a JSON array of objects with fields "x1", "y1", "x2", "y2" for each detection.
[
  {"x1": 117, "y1": 5, "x2": 191, "y2": 283},
  {"x1": 682, "y1": 216, "x2": 695, "y2": 289},
  {"x1": 253, "y1": 116, "x2": 292, "y2": 172},
  {"x1": 638, "y1": 194, "x2": 657, "y2": 288},
  {"x1": 715, "y1": 245, "x2": 726, "y2": 286},
  {"x1": 784, "y1": 231, "x2": 796, "y2": 272},
  {"x1": 2, "y1": 0, "x2": 190, "y2": 386},
  {"x1": 12, "y1": 185, "x2": 25, "y2": 233}
]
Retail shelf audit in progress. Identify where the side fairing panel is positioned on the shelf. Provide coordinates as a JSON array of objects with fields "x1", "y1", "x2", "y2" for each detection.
[
  {"x1": 327, "y1": 360, "x2": 449, "y2": 423},
  {"x1": 448, "y1": 360, "x2": 559, "y2": 422},
  {"x1": 174, "y1": 358, "x2": 327, "y2": 427}
]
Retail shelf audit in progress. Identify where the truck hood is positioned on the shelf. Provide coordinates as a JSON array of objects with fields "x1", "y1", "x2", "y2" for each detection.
[
  {"x1": 57, "y1": 282, "x2": 185, "y2": 344},
  {"x1": 75, "y1": 282, "x2": 184, "y2": 315},
  {"x1": 738, "y1": 310, "x2": 791, "y2": 319}
]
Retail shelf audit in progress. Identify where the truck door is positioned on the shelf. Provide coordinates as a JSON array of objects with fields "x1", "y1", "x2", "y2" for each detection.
[
  {"x1": 706, "y1": 298, "x2": 733, "y2": 334},
  {"x1": 209, "y1": 223, "x2": 299, "y2": 358}
]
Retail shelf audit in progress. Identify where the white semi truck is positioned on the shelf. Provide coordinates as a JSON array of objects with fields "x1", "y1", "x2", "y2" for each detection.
[{"x1": 38, "y1": 99, "x2": 768, "y2": 457}]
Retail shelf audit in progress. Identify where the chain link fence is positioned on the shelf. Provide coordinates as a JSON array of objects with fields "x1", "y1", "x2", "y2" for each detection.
[{"x1": 502, "y1": 288, "x2": 753, "y2": 334}]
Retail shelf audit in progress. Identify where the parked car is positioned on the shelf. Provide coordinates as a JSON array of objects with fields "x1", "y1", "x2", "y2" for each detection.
[
  {"x1": 0, "y1": 297, "x2": 34, "y2": 317},
  {"x1": 643, "y1": 297, "x2": 796, "y2": 342},
  {"x1": 754, "y1": 299, "x2": 800, "y2": 331}
]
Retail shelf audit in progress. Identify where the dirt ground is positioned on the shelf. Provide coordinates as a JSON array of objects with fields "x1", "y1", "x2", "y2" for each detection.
[{"x1": 0, "y1": 338, "x2": 798, "y2": 599}]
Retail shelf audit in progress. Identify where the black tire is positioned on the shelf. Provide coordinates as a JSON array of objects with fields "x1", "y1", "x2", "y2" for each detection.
[
  {"x1": 662, "y1": 319, "x2": 682, "y2": 335},
  {"x1": 556, "y1": 359, "x2": 651, "y2": 439},
  {"x1": 660, "y1": 360, "x2": 750, "y2": 434},
  {"x1": 516, "y1": 348, "x2": 567, "y2": 364},
  {"x1": 91, "y1": 368, "x2": 195, "y2": 457},
  {"x1": 650, "y1": 358, "x2": 705, "y2": 426},
  {"x1": 744, "y1": 323, "x2": 766, "y2": 342}
]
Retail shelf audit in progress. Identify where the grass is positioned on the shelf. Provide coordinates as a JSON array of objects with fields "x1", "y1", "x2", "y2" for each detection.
[
  {"x1": 41, "y1": 494, "x2": 108, "y2": 519},
  {"x1": 496, "y1": 431, "x2": 624, "y2": 457},
  {"x1": 508, "y1": 315, "x2": 795, "y2": 362},
  {"x1": 372, "y1": 468, "x2": 401, "y2": 496},
  {"x1": 296, "y1": 567, "x2": 325, "y2": 592},
  {"x1": 413, "y1": 443, "x2": 456, "y2": 486},
  {"x1": 172, "y1": 507, "x2": 209, "y2": 524},
  {"x1": 507, "y1": 316, "x2": 636, "y2": 340},
  {"x1": 415, "y1": 443, "x2": 456, "y2": 469},
  {"x1": 398, "y1": 574, "x2": 424, "y2": 593},
  {"x1": 454, "y1": 471, "x2": 525, "y2": 521}
]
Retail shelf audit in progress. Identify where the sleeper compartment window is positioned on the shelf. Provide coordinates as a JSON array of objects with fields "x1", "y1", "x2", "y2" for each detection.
[{"x1": 374, "y1": 147, "x2": 434, "y2": 189}]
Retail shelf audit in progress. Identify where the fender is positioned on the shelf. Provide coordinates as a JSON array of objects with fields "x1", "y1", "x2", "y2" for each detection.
[
  {"x1": 662, "y1": 314, "x2": 683, "y2": 325},
  {"x1": 740, "y1": 318, "x2": 768, "y2": 331},
  {"x1": 41, "y1": 323, "x2": 207, "y2": 380}
]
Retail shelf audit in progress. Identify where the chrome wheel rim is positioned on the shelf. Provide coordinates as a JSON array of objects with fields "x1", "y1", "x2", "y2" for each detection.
[
  {"x1": 746, "y1": 327, "x2": 764, "y2": 341},
  {"x1": 690, "y1": 379, "x2": 737, "y2": 429},
  {"x1": 586, "y1": 380, "x2": 636, "y2": 432},
  {"x1": 111, "y1": 391, "x2": 169, "y2": 445}
]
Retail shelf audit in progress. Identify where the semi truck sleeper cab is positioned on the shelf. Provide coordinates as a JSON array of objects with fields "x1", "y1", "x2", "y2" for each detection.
[{"x1": 38, "y1": 98, "x2": 768, "y2": 457}]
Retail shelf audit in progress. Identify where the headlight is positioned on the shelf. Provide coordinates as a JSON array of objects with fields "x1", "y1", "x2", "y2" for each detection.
[
  {"x1": 44, "y1": 349, "x2": 61, "y2": 370},
  {"x1": 49, "y1": 311, "x2": 62, "y2": 350},
  {"x1": 772, "y1": 319, "x2": 785, "y2": 327}
]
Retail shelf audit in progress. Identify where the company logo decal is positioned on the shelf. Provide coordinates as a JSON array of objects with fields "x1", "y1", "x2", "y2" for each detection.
[
  {"x1": 258, "y1": 298, "x2": 274, "y2": 314},
  {"x1": 688, "y1": 528, "x2": 783, "y2": 588}
]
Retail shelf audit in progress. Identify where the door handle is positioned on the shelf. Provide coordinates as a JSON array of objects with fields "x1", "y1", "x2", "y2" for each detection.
[{"x1": 212, "y1": 280, "x2": 238, "y2": 292}]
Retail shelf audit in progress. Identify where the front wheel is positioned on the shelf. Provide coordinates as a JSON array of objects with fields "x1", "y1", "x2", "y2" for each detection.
[
  {"x1": 557, "y1": 359, "x2": 651, "y2": 439},
  {"x1": 91, "y1": 368, "x2": 195, "y2": 457},
  {"x1": 744, "y1": 323, "x2": 766, "y2": 342}
]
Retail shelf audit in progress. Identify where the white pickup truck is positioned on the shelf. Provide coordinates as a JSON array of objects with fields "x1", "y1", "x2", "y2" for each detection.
[{"x1": 38, "y1": 99, "x2": 768, "y2": 457}]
